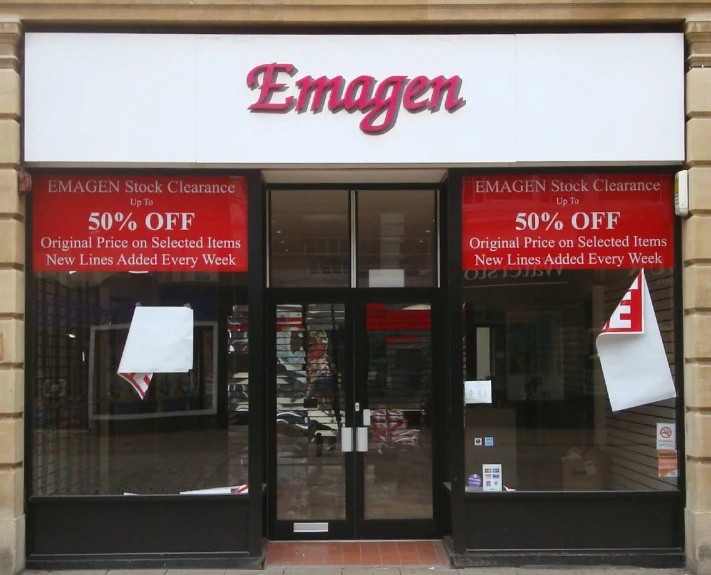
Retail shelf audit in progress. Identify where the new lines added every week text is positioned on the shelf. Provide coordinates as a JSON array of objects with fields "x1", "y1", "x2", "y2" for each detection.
[
  {"x1": 468, "y1": 234, "x2": 670, "y2": 268},
  {"x1": 39, "y1": 235, "x2": 242, "y2": 270}
]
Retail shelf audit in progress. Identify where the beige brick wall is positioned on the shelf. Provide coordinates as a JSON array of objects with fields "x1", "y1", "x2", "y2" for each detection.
[
  {"x1": 0, "y1": 17, "x2": 24, "y2": 575},
  {"x1": 0, "y1": 0, "x2": 706, "y2": 24},
  {"x1": 686, "y1": 19, "x2": 711, "y2": 575}
]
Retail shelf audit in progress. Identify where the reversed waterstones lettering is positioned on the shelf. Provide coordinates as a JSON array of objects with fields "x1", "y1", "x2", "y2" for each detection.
[{"x1": 246, "y1": 63, "x2": 465, "y2": 135}]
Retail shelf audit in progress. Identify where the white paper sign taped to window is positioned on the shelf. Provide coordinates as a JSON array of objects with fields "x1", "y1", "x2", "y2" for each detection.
[
  {"x1": 118, "y1": 306, "x2": 194, "y2": 399},
  {"x1": 180, "y1": 484, "x2": 248, "y2": 495},
  {"x1": 596, "y1": 271, "x2": 676, "y2": 412},
  {"x1": 465, "y1": 380, "x2": 492, "y2": 404}
]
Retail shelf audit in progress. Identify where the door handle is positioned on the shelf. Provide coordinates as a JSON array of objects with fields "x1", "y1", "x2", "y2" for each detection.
[
  {"x1": 356, "y1": 427, "x2": 368, "y2": 452},
  {"x1": 341, "y1": 427, "x2": 353, "y2": 453}
]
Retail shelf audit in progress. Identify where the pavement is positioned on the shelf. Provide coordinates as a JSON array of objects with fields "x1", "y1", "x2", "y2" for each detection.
[{"x1": 20, "y1": 568, "x2": 693, "y2": 575}]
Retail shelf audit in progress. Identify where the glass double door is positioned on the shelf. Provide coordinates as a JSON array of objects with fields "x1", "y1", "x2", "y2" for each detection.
[{"x1": 270, "y1": 292, "x2": 438, "y2": 539}]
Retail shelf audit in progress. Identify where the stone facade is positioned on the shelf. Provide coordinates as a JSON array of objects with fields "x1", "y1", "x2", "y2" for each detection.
[
  {"x1": 0, "y1": 0, "x2": 709, "y2": 24},
  {"x1": 1, "y1": 3, "x2": 711, "y2": 574},
  {"x1": 686, "y1": 20, "x2": 711, "y2": 575},
  {"x1": 0, "y1": 17, "x2": 24, "y2": 575}
]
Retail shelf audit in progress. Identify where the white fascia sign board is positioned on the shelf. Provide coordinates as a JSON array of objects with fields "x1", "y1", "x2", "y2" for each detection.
[{"x1": 24, "y1": 33, "x2": 684, "y2": 167}]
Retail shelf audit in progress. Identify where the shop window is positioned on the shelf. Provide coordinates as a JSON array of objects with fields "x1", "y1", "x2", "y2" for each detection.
[
  {"x1": 270, "y1": 190, "x2": 350, "y2": 288},
  {"x1": 357, "y1": 190, "x2": 436, "y2": 288},
  {"x1": 462, "y1": 268, "x2": 678, "y2": 492},
  {"x1": 462, "y1": 173, "x2": 678, "y2": 492},
  {"x1": 269, "y1": 189, "x2": 438, "y2": 288},
  {"x1": 30, "y1": 271, "x2": 248, "y2": 496}
]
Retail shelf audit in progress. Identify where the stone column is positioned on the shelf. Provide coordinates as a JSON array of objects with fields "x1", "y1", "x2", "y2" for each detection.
[
  {"x1": 0, "y1": 17, "x2": 25, "y2": 575},
  {"x1": 685, "y1": 17, "x2": 711, "y2": 575}
]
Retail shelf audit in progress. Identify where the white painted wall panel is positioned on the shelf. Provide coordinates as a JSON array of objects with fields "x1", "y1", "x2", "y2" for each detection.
[
  {"x1": 25, "y1": 34, "x2": 197, "y2": 164},
  {"x1": 23, "y1": 32, "x2": 685, "y2": 167},
  {"x1": 515, "y1": 34, "x2": 685, "y2": 164}
]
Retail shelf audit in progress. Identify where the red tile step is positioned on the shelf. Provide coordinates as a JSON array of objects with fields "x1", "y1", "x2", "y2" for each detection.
[{"x1": 265, "y1": 540, "x2": 449, "y2": 567}]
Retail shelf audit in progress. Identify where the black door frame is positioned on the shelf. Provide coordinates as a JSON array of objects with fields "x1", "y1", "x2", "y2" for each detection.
[{"x1": 266, "y1": 287, "x2": 443, "y2": 540}]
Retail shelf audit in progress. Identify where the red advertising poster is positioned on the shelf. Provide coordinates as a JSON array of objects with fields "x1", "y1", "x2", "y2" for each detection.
[
  {"x1": 462, "y1": 174, "x2": 674, "y2": 270},
  {"x1": 32, "y1": 175, "x2": 248, "y2": 272}
]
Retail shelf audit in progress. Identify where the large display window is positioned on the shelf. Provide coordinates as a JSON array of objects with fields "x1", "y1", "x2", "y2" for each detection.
[
  {"x1": 29, "y1": 175, "x2": 251, "y2": 497},
  {"x1": 462, "y1": 268, "x2": 678, "y2": 492},
  {"x1": 461, "y1": 173, "x2": 680, "y2": 493},
  {"x1": 31, "y1": 271, "x2": 248, "y2": 496}
]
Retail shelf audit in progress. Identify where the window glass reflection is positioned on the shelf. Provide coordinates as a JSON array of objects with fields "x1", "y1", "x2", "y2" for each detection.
[
  {"x1": 462, "y1": 268, "x2": 677, "y2": 492},
  {"x1": 31, "y1": 271, "x2": 248, "y2": 496},
  {"x1": 363, "y1": 303, "x2": 433, "y2": 519},
  {"x1": 357, "y1": 190, "x2": 436, "y2": 288},
  {"x1": 275, "y1": 304, "x2": 346, "y2": 520},
  {"x1": 270, "y1": 191, "x2": 349, "y2": 288}
]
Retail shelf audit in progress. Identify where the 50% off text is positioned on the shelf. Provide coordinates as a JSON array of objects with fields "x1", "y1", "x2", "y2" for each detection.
[
  {"x1": 88, "y1": 212, "x2": 196, "y2": 232},
  {"x1": 514, "y1": 211, "x2": 621, "y2": 231}
]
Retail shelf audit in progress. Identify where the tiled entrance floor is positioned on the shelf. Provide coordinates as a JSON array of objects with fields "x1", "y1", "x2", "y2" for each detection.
[{"x1": 265, "y1": 541, "x2": 450, "y2": 567}]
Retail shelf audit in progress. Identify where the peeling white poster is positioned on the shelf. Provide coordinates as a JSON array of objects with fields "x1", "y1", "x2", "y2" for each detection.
[
  {"x1": 596, "y1": 270, "x2": 676, "y2": 412},
  {"x1": 118, "y1": 306, "x2": 194, "y2": 399}
]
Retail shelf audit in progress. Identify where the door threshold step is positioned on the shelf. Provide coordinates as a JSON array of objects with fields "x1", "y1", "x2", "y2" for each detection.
[{"x1": 265, "y1": 540, "x2": 450, "y2": 567}]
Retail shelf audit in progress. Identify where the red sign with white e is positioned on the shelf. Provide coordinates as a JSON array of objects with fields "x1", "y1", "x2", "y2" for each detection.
[
  {"x1": 600, "y1": 272, "x2": 644, "y2": 335},
  {"x1": 462, "y1": 174, "x2": 674, "y2": 270},
  {"x1": 32, "y1": 175, "x2": 248, "y2": 272}
]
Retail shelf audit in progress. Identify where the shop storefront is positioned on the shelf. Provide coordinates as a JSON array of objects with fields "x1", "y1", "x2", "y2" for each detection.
[{"x1": 18, "y1": 29, "x2": 686, "y2": 570}]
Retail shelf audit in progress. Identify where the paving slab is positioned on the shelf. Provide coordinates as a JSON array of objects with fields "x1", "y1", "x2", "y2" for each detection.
[
  {"x1": 284, "y1": 569, "x2": 345, "y2": 575},
  {"x1": 576, "y1": 571, "x2": 689, "y2": 575},
  {"x1": 458, "y1": 570, "x2": 517, "y2": 575},
  {"x1": 571, "y1": 571, "x2": 688, "y2": 575},
  {"x1": 28, "y1": 567, "x2": 694, "y2": 575},
  {"x1": 400, "y1": 565, "x2": 457, "y2": 575}
]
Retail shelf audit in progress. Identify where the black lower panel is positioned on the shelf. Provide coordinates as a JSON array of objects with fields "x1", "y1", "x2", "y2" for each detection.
[
  {"x1": 450, "y1": 549, "x2": 684, "y2": 569},
  {"x1": 29, "y1": 495, "x2": 250, "y2": 555},
  {"x1": 440, "y1": 484, "x2": 452, "y2": 538},
  {"x1": 464, "y1": 491, "x2": 682, "y2": 550},
  {"x1": 26, "y1": 552, "x2": 261, "y2": 571}
]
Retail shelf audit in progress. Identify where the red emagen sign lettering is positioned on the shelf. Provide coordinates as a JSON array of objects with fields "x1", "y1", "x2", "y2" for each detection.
[{"x1": 246, "y1": 63, "x2": 465, "y2": 135}]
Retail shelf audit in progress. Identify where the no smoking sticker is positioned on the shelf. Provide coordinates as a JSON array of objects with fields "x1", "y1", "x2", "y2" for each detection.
[{"x1": 656, "y1": 423, "x2": 676, "y2": 451}]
